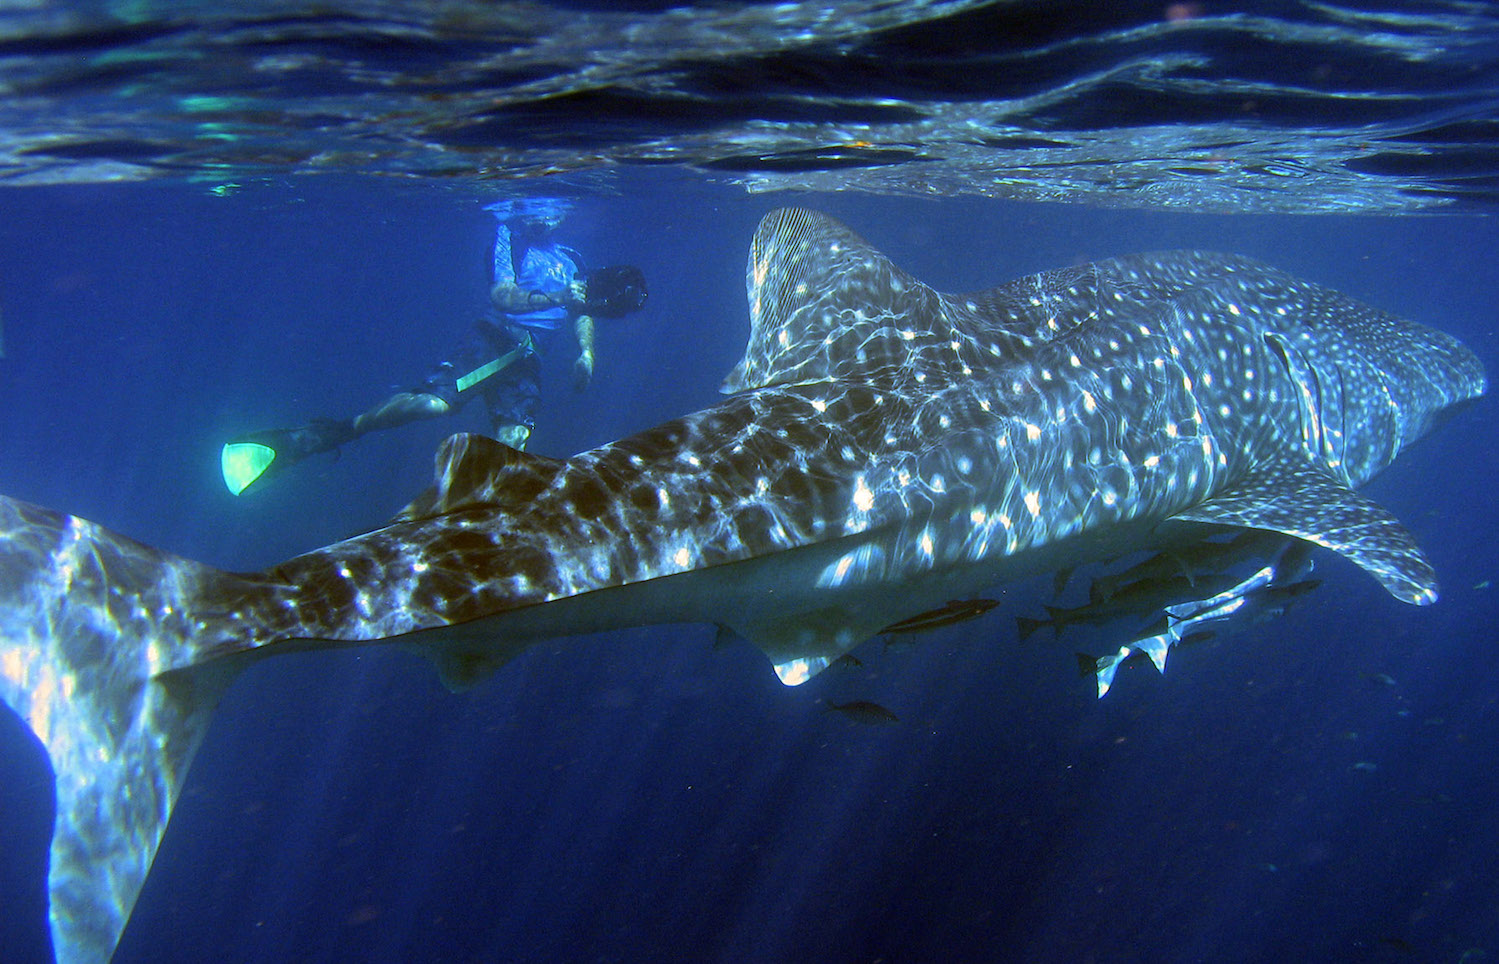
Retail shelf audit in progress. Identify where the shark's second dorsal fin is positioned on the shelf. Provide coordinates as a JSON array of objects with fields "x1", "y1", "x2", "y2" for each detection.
[
  {"x1": 721, "y1": 208, "x2": 953, "y2": 393},
  {"x1": 1171, "y1": 457, "x2": 1437, "y2": 605},
  {"x1": 393, "y1": 432, "x2": 566, "y2": 523}
]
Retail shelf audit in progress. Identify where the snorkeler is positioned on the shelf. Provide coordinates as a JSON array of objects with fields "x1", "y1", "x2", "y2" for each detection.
[{"x1": 220, "y1": 201, "x2": 648, "y2": 496}]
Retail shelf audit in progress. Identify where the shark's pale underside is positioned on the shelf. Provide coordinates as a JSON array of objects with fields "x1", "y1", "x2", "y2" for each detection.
[{"x1": 0, "y1": 209, "x2": 1485, "y2": 963}]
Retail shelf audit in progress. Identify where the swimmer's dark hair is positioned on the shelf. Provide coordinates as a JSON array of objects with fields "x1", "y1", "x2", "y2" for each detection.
[{"x1": 581, "y1": 265, "x2": 648, "y2": 318}]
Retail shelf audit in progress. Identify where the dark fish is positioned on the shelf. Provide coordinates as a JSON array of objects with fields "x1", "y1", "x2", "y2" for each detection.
[
  {"x1": 1085, "y1": 547, "x2": 1325, "y2": 697},
  {"x1": 1018, "y1": 573, "x2": 1238, "y2": 640},
  {"x1": 1088, "y1": 530, "x2": 1286, "y2": 603},
  {"x1": 1239, "y1": 578, "x2": 1322, "y2": 623},
  {"x1": 827, "y1": 700, "x2": 901, "y2": 725},
  {"x1": 879, "y1": 598, "x2": 999, "y2": 634}
]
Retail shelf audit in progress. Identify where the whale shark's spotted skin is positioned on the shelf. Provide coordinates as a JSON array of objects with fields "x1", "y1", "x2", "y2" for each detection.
[
  {"x1": 0, "y1": 210, "x2": 1485, "y2": 963},
  {"x1": 246, "y1": 210, "x2": 1482, "y2": 677}
]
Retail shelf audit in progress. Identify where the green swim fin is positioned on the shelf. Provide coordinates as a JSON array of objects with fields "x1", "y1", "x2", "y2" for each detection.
[
  {"x1": 221, "y1": 437, "x2": 279, "y2": 495},
  {"x1": 221, "y1": 419, "x2": 356, "y2": 495}
]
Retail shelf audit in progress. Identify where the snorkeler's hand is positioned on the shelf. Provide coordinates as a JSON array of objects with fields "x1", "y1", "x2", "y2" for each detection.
[{"x1": 572, "y1": 353, "x2": 594, "y2": 391}]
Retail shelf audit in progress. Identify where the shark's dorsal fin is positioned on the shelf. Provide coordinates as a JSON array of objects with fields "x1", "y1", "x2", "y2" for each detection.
[
  {"x1": 1172, "y1": 458, "x2": 1437, "y2": 605},
  {"x1": 721, "y1": 208, "x2": 955, "y2": 393},
  {"x1": 393, "y1": 432, "x2": 566, "y2": 523}
]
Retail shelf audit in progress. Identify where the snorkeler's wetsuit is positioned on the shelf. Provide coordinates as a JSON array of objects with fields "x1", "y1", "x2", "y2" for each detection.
[{"x1": 418, "y1": 228, "x2": 583, "y2": 435}]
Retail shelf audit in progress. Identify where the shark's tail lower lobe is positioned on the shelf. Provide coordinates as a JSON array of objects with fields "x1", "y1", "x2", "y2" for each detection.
[{"x1": 0, "y1": 495, "x2": 281, "y2": 964}]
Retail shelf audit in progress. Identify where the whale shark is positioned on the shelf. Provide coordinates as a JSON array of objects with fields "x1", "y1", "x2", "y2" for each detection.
[{"x1": 0, "y1": 208, "x2": 1485, "y2": 963}]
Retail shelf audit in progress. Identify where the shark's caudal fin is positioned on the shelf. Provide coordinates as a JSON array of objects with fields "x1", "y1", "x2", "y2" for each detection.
[{"x1": 0, "y1": 495, "x2": 278, "y2": 964}]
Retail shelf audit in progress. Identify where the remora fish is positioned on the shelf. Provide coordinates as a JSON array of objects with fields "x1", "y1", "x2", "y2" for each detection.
[
  {"x1": 1016, "y1": 571, "x2": 1241, "y2": 641},
  {"x1": 0, "y1": 209, "x2": 1485, "y2": 963},
  {"x1": 879, "y1": 597, "x2": 1000, "y2": 633},
  {"x1": 1086, "y1": 528, "x2": 1285, "y2": 603}
]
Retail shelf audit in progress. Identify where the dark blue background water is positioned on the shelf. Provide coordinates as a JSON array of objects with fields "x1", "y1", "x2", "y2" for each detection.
[{"x1": 1, "y1": 173, "x2": 1496, "y2": 962}]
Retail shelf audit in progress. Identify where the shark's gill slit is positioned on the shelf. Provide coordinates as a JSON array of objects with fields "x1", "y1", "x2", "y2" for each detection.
[
  {"x1": 1263, "y1": 331, "x2": 1294, "y2": 378},
  {"x1": 1264, "y1": 331, "x2": 1326, "y2": 460}
]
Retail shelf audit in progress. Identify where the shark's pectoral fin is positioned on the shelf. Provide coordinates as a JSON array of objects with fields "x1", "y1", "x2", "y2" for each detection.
[
  {"x1": 1171, "y1": 459, "x2": 1436, "y2": 605},
  {"x1": 393, "y1": 432, "x2": 566, "y2": 523}
]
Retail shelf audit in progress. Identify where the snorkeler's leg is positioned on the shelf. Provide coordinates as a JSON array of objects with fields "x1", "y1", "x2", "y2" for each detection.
[
  {"x1": 571, "y1": 313, "x2": 595, "y2": 391},
  {"x1": 350, "y1": 391, "x2": 450, "y2": 434},
  {"x1": 222, "y1": 391, "x2": 454, "y2": 496},
  {"x1": 493, "y1": 221, "x2": 515, "y2": 287},
  {"x1": 221, "y1": 349, "x2": 463, "y2": 497},
  {"x1": 488, "y1": 352, "x2": 540, "y2": 451}
]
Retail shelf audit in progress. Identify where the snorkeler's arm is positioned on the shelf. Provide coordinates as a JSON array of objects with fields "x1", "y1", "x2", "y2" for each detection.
[
  {"x1": 490, "y1": 283, "x2": 548, "y2": 312},
  {"x1": 572, "y1": 313, "x2": 595, "y2": 390},
  {"x1": 490, "y1": 279, "x2": 587, "y2": 313}
]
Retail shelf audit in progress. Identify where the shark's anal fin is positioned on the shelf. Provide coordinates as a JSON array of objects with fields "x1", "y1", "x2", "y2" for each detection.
[{"x1": 1172, "y1": 459, "x2": 1437, "y2": 605}]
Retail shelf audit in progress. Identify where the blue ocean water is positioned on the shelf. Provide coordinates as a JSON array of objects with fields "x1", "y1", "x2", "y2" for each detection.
[{"x1": 1, "y1": 173, "x2": 1496, "y2": 963}]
